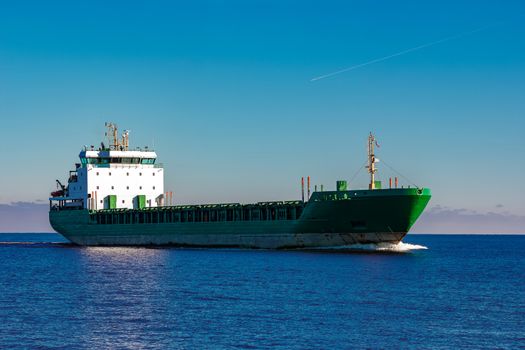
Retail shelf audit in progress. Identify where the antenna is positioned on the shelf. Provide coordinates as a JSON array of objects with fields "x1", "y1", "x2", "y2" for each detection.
[{"x1": 121, "y1": 130, "x2": 130, "y2": 151}]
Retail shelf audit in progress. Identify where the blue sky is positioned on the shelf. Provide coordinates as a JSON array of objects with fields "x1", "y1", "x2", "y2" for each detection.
[{"x1": 0, "y1": 0, "x2": 524, "y2": 232}]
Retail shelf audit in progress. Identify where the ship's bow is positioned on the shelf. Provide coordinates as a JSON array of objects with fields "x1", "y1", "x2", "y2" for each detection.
[{"x1": 296, "y1": 188, "x2": 431, "y2": 244}]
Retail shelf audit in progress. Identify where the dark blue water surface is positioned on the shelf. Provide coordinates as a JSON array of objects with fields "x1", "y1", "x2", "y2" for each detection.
[{"x1": 0, "y1": 234, "x2": 524, "y2": 349}]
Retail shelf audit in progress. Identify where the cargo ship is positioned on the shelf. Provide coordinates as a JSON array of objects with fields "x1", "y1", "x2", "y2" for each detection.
[{"x1": 49, "y1": 123, "x2": 431, "y2": 248}]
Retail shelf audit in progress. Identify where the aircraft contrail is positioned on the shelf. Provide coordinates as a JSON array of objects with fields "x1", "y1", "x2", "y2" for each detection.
[{"x1": 310, "y1": 26, "x2": 488, "y2": 82}]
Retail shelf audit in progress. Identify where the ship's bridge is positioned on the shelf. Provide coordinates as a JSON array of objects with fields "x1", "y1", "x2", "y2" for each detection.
[
  {"x1": 79, "y1": 150, "x2": 158, "y2": 166},
  {"x1": 69, "y1": 149, "x2": 164, "y2": 210},
  {"x1": 50, "y1": 123, "x2": 165, "y2": 211}
]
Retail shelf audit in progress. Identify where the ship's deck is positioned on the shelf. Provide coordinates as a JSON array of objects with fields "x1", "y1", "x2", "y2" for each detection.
[{"x1": 90, "y1": 201, "x2": 306, "y2": 225}]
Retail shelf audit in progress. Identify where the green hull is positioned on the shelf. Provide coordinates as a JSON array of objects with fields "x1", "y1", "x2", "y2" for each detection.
[{"x1": 49, "y1": 188, "x2": 431, "y2": 248}]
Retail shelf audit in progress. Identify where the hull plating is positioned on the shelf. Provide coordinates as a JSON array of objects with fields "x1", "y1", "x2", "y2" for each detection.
[{"x1": 50, "y1": 188, "x2": 431, "y2": 248}]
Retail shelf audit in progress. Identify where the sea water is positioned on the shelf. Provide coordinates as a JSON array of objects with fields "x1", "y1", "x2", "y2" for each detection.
[{"x1": 0, "y1": 234, "x2": 523, "y2": 349}]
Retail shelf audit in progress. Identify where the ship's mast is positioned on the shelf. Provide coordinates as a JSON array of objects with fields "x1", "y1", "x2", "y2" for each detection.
[
  {"x1": 104, "y1": 122, "x2": 130, "y2": 151},
  {"x1": 105, "y1": 122, "x2": 119, "y2": 150},
  {"x1": 366, "y1": 132, "x2": 378, "y2": 190}
]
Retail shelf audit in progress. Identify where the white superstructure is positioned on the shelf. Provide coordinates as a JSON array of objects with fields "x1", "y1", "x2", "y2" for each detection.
[{"x1": 57, "y1": 123, "x2": 165, "y2": 210}]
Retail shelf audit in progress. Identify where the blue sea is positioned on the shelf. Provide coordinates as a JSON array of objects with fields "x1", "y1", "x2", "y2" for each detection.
[{"x1": 0, "y1": 234, "x2": 523, "y2": 349}]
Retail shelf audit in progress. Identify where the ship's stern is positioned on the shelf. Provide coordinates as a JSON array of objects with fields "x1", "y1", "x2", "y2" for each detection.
[{"x1": 49, "y1": 209, "x2": 91, "y2": 244}]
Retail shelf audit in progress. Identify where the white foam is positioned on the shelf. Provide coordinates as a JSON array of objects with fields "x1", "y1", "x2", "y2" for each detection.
[
  {"x1": 309, "y1": 241, "x2": 428, "y2": 252},
  {"x1": 354, "y1": 241, "x2": 428, "y2": 252}
]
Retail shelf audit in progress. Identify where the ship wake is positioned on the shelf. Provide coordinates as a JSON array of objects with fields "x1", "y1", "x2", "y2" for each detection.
[
  {"x1": 347, "y1": 241, "x2": 428, "y2": 252},
  {"x1": 0, "y1": 241, "x2": 71, "y2": 248},
  {"x1": 305, "y1": 241, "x2": 428, "y2": 253}
]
